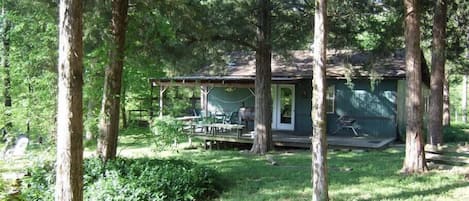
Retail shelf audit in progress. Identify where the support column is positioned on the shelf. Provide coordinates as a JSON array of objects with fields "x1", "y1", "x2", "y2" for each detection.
[
  {"x1": 159, "y1": 86, "x2": 167, "y2": 118},
  {"x1": 200, "y1": 86, "x2": 213, "y2": 117},
  {"x1": 149, "y1": 83, "x2": 154, "y2": 119}
]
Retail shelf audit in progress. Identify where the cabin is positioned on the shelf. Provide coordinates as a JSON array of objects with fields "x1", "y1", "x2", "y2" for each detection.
[{"x1": 150, "y1": 50, "x2": 430, "y2": 149}]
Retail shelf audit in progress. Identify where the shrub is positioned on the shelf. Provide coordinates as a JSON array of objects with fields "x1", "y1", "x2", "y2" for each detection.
[
  {"x1": 21, "y1": 158, "x2": 221, "y2": 201},
  {"x1": 443, "y1": 124, "x2": 469, "y2": 143},
  {"x1": 0, "y1": 178, "x2": 6, "y2": 199},
  {"x1": 150, "y1": 117, "x2": 187, "y2": 149},
  {"x1": 20, "y1": 160, "x2": 55, "y2": 201}
]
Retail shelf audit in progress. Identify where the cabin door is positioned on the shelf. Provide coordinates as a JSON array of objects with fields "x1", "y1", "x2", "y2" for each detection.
[{"x1": 272, "y1": 84, "x2": 295, "y2": 131}]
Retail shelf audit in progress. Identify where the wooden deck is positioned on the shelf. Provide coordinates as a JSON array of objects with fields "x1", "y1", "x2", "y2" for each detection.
[{"x1": 190, "y1": 130, "x2": 395, "y2": 149}]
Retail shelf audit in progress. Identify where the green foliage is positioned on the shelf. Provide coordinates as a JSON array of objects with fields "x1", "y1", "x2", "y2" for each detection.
[
  {"x1": 0, "y1": 178, "x2": 6, "y2": 199},
  {"x1": 443, "y1": 124, "x2": 469, "y2": 143},
  {"x1": 0, "y1": 0, "x2": 57, "y2": 141},
  {"x1": 20, "y1": 160, "x2": 55, "y2": 201},
  {"x1": 20, "y1": 158, "x2": 221, "y2": 201},
  {"x1": 150, "y1": 117, "x2": 186, "y2": 149},
  {"x1": 328, "y1": 0, "x2": 404, "y2": 52}
]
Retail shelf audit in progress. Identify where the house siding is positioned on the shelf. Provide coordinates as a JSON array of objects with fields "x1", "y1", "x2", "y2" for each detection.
[
  {"x1": 326, "y1": 79, "x2": 398, "y2": 138},
  {"x1": 205, "y1": 79, "x2": 403, "y2": 139},
  {"x1": 294, "y1": 80, "x2": 313, "y2": 136},
  {"x1": 207, "y1": 87, "x2": 255, "y2": 114}
]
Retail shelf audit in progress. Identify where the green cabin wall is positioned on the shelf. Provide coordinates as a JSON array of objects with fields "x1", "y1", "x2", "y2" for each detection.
[
  {"x1": 206, "y1": 79, "x2": 405, "y2": 139},
  {"x1": 207, "y1": 87, "x2": 255, "y2": 114},
  {"x1": 294, "y1": 80, "x2": 312, "y2": 135},
  {"x1": 326, "y1": 79, "x2": 398, "y2": 138}
]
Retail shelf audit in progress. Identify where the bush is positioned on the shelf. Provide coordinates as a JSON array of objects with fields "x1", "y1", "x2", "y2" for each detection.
[
  {"x1": 443, "y1": 124, "x2": 469, "y2": 143},
  {"x1": 0, "y1": 178, "x2": 6, "y2": 199},
  {"x1": 150, "y1": 117, "x2": 187, "y2": 149},
  {"x1": 21, "y1": 158, "x2": 221, "y2": 201}
]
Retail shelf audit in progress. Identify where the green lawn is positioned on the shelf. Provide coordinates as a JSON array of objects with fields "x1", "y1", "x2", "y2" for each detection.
[
  {"x1": 166, "y1": 148, "x2": 468, "y2": 201},
  {"x1": 1, "y1": 126, "x2": 469, "y2": 200}
]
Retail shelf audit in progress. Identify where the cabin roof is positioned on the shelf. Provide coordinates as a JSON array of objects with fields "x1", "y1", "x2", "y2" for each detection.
[
  {"x1": 195, "y1": 50, "x2": 408, "y2": 79},
  {"x1": 150, "y1": 50, "x2": 430, "y2": 87}
]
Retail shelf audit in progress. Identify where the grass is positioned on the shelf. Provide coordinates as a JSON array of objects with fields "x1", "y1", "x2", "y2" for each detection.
[
  {"x1": 166, "y1": 148, "x2": 468, "y2": 201},
  {"x1": 1, "y1": 125, "x2": 469, "y2": 200}
]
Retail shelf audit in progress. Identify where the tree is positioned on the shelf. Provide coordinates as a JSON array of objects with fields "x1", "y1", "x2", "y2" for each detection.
[
  {"x1": 1, "y1": 0, "x2": 11, "y2": 130},
  {"x1": 97, "y1": 0, "x2": 128, "y2": 161},
  {"x1": 55, "y1": 0, "x2": 83, "y2": 200},
  {"x1": 427, "y1": 0, "x2": 447, "y2": 146},
  {"x1": 401, "y1": 0, "x2": 427, "y2": 174},
  {"x1": 443, "y1": 72, "x2": 450, "y2": 126},
  {"x1": 250, "y1": 0, "x2": 273, "y2": 154},
  {"x1": 463, "y1": 75, "x2": 468, "y2": 122},
  {"x1": 311, "y1": 0, "x2": 329, "y2": 200}
]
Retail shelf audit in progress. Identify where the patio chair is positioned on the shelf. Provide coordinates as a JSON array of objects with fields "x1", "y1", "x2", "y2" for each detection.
[{"x1": 332, "y1": 115, "x2": 359, "y2": 136}]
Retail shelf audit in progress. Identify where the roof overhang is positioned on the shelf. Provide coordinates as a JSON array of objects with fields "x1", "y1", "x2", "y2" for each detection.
[{"x1": 149, "y1": 76, "x2": 306, "y2": 88}]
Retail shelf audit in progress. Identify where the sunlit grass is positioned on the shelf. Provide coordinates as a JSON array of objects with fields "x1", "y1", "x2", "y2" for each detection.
[
  {"x1": 113, "y1": 130, "x2": 469, "y2": 201},
  {"x1": 1, "y1": 125, "x2": 469, "y2": 200}
]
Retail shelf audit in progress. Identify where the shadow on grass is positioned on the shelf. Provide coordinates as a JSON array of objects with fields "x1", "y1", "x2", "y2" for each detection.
[
  {"x1": 360, "y1": 182, "x2": 468, "y2": 201},
  {"x1": 180, "y1": 148, "x2": 467, "y2": 201}
]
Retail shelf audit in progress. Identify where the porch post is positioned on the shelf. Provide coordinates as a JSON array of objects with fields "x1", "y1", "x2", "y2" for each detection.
[
  {"x1": 200, "y1": 86, "x2": 213, "y2": 117},
  {"x1": 150, "y1": 82, "x2": 154, "y2": 119},
  {"x1": 159, "y1": 85, "x2": 167, "y2": 118}
]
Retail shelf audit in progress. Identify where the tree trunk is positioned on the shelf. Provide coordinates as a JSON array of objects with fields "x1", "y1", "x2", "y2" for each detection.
[
  {"x1": 55, "y1": 0, "x2": 84, "y2": 200},
  {"x1": 462, "y1": 74, "x2": 467, "y2": 123},
  {"x1": 250, "y1": 0, "x2": 272, "y2": 155},
  {"x1": 85, "y1": 100, "x2": 94, "y2": 140},
  {"x1": 1, "y1": 3, "x2": 12, "y2": 129},
  {"x1": 402, "y1": 0, "x2": 427, "y2": 174},
  {"x1": 442, "y1": 73, "x2": 450, "y2": 126},
  {"x1": 121, "y1": 86, "x2": 127, "y2": 128},
  {"x1": 311, "y1": 0, "x2": 329, "y2": 200},
  {"x1": 97, "y1": 0, "x2": 129, "y2": 161},
  {"x1": 428, "y1": 0, "x2": 447, "y2": 146}
]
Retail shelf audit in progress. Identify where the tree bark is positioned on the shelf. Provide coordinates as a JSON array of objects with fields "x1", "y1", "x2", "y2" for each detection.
[
  {"x1": 121, "y1": 86, "x2": 127, "y2": 128},
  {"x1": 55, "y1": 0, "x2": 84, "y2": 200},
  {"x1": 463, "y1": 74, "x2": 467, "y2": 123},
  {"x1": 85, "y1": 100, "x2": 94, "y2": 140},
  {"x1": 442, "y1": 73, "x2": 450, "y2": 126},
  {"x1": 97, "y1": 0, "x2": 128, "y2": 161},
  {"x1": 402, "y1": 0, "x2": 427, "y2": 174},
  {"x1": 311, "y1": 0, "x2": 329, "y2": 200},
  {"x1": 1, "y1": 3, "x2": 12, "y2": 129},
  {"x1": 250, "y1": 0, "x2": 272, "y2": 155},
  {"x1": 428, "y1": 0, "x2": 447, "y2": 146}
]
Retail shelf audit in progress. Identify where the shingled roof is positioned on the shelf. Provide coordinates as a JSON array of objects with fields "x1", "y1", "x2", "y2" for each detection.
[
  {"x1": 195, "y1": 50, "x2": 410, "y2": 79},
  {"x1": 151, "y1": 50, "x2": 430, "y2": 87}
]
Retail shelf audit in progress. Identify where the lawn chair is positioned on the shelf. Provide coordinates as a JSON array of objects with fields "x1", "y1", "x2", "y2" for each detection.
[{"x1": 332, "y1": 115, "x2": 359, "y2": 136}]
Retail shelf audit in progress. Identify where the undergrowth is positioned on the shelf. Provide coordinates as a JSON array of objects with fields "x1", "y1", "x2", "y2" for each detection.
[{"x1": 20, "y1": 158, "x2": 221, "y2": 201}]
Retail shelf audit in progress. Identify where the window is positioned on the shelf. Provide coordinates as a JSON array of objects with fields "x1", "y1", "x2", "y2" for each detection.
[{"x1": 327, "y1": 85, "x2": 335, "y2": 113}]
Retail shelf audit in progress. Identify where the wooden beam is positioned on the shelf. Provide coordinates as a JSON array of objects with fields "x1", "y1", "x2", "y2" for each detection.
[{"x1": 159, "y1": 85, "x2": 168, "y2": 118}]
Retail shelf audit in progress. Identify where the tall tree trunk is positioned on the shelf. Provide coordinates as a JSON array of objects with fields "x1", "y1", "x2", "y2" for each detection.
[
  {"x1": 428, "y1": 0, "x2": 447, "y2": 146},
  {"x1": 402, "y1": 0, "x2": 427, "y2": 174},
  {"x1": 97, "y1": 0, "x2": 128, "y2": 161},
  {"x1": 85, "y1": 100, "x2": 94, "y2": 140},
  {"x1": 1, "y1": 3, "x2": 12, "y2": 130},
  {"x1": 442, "y1": 73, "x2": 450, "y2": 126},
  {"x1": 121, "y1": 86, "x2": 127, "y2": 128},
  {"x1": 55, "y1": 0, "x2": 84, "y2": 200},
  {"x1": 311, "y1": 0, "x2": 329, "y2": 200},
  {"x1": 462, "y1": 74, "x2": 467, "y2": 123},
  {"x1": 250, "y1": 0, "x2": 272, "y2": 154}
]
